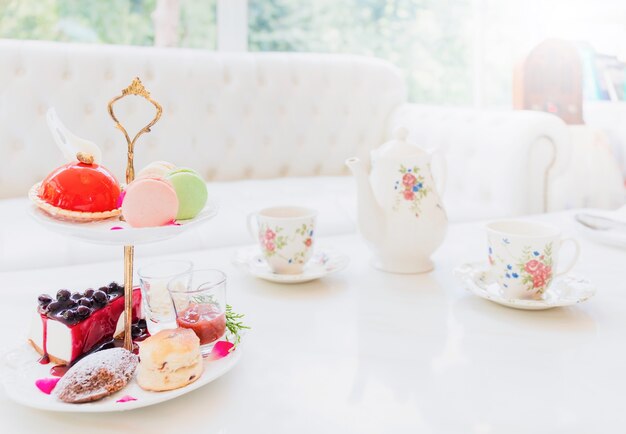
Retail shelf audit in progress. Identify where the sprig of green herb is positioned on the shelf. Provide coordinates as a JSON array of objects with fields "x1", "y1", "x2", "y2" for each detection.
[
  {"x1": 191, "y1": 294, "x2": 216, "y2": 305},
  {"x1": 225, "y1": 304, "x2": 250, "y2": 346}
]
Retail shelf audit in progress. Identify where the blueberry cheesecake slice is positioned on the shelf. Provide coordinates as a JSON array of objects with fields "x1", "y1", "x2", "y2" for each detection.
[{"x1": 28, "y1": 282, "x2": 144, "y2": 366}]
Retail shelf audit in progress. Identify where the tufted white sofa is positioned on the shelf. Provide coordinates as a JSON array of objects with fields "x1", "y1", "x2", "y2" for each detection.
[{"x1": 0, "y1": 39, "x2": 568, "y2": 271}]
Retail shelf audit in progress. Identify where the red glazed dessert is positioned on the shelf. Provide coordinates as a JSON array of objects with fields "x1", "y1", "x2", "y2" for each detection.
[
  {"x1": 31, "y1": 152, "x2": 122, "y2": 221},
  {"x1": 28, "y1": 282, "x2": 145, "y2": 366}
]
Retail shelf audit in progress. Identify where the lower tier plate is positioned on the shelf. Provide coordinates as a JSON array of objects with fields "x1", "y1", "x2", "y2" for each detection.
[{"x1": 0, "y1": 342, "x2": 241, "y2": 413}]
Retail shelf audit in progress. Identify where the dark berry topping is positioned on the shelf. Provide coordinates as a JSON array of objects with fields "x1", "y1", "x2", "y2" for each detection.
[
  {"x1": 37, "y1": 294, "x2": 53, "y2": 306},
  {"x1": 47, "y1": 301, "x2": 61, "y2": 312},
  {"x1": 56, "y1": 289, "x2": 71, "y2": 301},
  {"x1": 39, "y1": 281, "x2": 128, "y2": 325},
  {"x1": 62, "y1": 310, "x2": 77, "y2": 321},
  {"x1": 93, "y1": 290, "x2": 107, "y2": 304},
  {"x1": 79, "y1": 297, "x2": 93, "y2": 307}
]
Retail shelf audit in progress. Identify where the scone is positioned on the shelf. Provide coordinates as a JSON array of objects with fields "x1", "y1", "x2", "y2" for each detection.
[
  {"x1": 54, "y1": 348, "x2": 138, "y2": 403},
  {"x1": 136, "y1": 328, "x2": 203, "y2": 392}
]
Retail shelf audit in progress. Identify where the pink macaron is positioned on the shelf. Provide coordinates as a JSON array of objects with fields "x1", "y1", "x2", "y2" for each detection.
[{"x1": 121, "y1": 178, "x2": 179, "y2": 228}]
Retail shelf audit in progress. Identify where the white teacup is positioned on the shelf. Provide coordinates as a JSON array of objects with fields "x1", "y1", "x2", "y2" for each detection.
[
  {"x1": 486, "y1": 220, "x2": 580, "y2": 300},
  {"x1": 247, "y1": 206, "x2": 317, "y2": 274}
]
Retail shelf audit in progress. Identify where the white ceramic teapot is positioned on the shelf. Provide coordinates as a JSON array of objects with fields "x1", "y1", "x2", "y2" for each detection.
[{"x1": 346, "y1": 127, "x2": 448, "y2": 273}]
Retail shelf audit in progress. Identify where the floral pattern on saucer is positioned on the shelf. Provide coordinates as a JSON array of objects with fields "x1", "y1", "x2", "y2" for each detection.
[
  {"x1": 233, "y1": 246, "x2": 348, "y2": 284},
  {"x1": 455, "y1": 262, "x2": 595, "y2": 311}
]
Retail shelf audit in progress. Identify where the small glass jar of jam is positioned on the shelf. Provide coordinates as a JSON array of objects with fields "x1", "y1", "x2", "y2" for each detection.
[{"x1": 167, "y1": 269, "x2": 227, "y2": 356}]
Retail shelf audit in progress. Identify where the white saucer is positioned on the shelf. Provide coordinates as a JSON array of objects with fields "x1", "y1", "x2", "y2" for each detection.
[
  {"x1": 454, "y1": 262, "x2": 596, "y2": 310},
  {"x1": 232, "y1": 246, "x2": 349, "y2": 283}
]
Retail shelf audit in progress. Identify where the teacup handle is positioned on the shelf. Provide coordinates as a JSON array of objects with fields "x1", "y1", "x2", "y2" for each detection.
[
  {"x1": 556, "y1": 238, "x2": 580, "y2": 276},
  {"x1": 246, "y1": 213, "x2": 259, "y2": 241}
]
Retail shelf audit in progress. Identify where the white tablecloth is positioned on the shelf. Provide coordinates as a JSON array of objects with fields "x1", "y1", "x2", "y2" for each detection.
[{"x1": 1, "y1": 211, "x2": 624, "y2": 433}]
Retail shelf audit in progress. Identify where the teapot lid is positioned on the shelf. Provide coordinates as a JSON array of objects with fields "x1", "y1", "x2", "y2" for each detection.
[{"x1": 374, "y1": 127, "x2": 427, "y2": 160}]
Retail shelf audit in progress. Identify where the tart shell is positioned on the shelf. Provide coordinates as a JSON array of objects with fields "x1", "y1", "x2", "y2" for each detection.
[{"x1": 29, "y1": 183, "x2": 121, "y2": 222}]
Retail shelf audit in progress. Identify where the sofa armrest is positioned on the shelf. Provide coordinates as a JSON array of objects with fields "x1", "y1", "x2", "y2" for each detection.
[
  {"x1": 548, "y1": 125, "x2": 624, "y2": 211},
  {"x1": 584, "y1": 101, "x2": 626, "y2": 178},
  {"x1": 386, "y1": 104, "x2": 568, "y2": 221}
]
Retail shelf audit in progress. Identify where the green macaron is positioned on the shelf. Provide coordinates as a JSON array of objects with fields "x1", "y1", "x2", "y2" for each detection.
[{"x1": 166, "y1": 168, "x2": 208, "y2": 220}]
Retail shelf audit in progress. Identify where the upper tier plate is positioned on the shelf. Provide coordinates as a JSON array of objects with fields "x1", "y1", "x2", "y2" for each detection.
[{"x1": 28, "y1": 200, "x2": 218, "y2": 245}]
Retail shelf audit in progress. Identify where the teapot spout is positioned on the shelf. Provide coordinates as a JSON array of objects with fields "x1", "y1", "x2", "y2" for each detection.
[{"x1": 345, "y1": 157, "x2": 384, "y2": 244}]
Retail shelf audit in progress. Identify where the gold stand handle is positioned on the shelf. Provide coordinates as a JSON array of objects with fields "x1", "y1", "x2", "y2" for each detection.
[
  {"x1": 108, "y1": 77, "x2": 163, "y2": 351},
  {"x1": 108, "y1": 77, "x2": 163, "y2": 184}
]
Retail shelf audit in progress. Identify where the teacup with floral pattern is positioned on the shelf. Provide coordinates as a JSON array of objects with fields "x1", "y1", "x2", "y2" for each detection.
[
  {"x1": 487, "y1": 220, "x2": 580, "y2": 300},
  {"x1": 247, "y1": 206, "x2": 317, "y2": 274}
]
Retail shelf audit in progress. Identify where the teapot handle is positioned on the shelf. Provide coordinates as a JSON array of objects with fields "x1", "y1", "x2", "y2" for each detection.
[{"x1": 431, "y1": 151, "x2": 447, "y2": 196}]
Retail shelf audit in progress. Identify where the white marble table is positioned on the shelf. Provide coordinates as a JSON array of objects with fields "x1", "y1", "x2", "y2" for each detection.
[{"x1": 1, "y1": 211, "x2": 625, "y2": 433}]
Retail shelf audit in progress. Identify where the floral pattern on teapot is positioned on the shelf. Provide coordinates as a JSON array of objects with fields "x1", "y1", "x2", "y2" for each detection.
[{"x1": 392, "y1": 165, "x2": 430, "y2": 216}]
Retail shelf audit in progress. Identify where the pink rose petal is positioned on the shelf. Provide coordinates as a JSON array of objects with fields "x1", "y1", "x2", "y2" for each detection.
[
  {"x1": 116, "y1": 395, "x2": 137, "y2": 403},
  {"x1": 110, "y1": 226, "x2": 124, "y2": 231},
  {"x1": 116, "y1": 190, "x2": 126, "y2": 208},
  {"x1": 35, "y1": 377, "x2": 61, "y2": 395},
  {"x1": 207, "y1": 340, "x2": 235, "y2": 361}
]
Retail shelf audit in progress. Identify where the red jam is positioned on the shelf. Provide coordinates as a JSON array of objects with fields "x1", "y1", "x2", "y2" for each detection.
[
  {"x1": 50, "y1": 364, "x2": 69, "y2": 377},
  {"x1": 38, "y1": 160, "x2": 121, "y2": 212},
  {"x1": 176, "y1": 303, "x2": 226, "y2": 345}
]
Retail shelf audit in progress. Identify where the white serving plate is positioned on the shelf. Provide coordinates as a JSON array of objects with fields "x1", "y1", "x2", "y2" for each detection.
[
  {"x1": 455, "y1": 262, "x2": 596, "y2": 310},
  {"x1": 232, "y1": 246, "x2": 349, "y2": 283},
  {"x1": 0, "y1": 342, "x2": 241, "y2": 413},
  {"x1": 28, "y1": 199, "x2": 218, "y2": 246}
]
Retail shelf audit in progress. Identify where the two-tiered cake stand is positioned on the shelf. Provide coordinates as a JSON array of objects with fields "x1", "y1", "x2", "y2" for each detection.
[
  {"x1": 31, "y1": 78, "x2": 218, "y2": 351},
  {"x1": 0, "y1": 79, "x2": 248, "y2": 412}
]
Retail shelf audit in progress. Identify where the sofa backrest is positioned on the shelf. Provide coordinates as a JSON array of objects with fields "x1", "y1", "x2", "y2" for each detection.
[
  {"x1": 0, "y1": 40, "x2": 406, "y2": 198},
  {"x1": 388, "y1": 104, "x2": 569, "y2": 218}
]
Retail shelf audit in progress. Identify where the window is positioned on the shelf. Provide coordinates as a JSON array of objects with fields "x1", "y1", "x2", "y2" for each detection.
[
  {"x1": 0, "y1": 0, "x2": 217, "y2": 49},
  {"x1": 2, "y1": 0, "x2": 625, "y2": 107},
  {"x1": 249, "y1": 0, "x2": 473, "y2": 105}
]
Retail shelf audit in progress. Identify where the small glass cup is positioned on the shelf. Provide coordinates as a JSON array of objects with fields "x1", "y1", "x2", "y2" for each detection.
[
  {"x1": 167, "y1": 269, "x2": 227, "y2": 356},
  {"x1": 137, "y1": 260, "x2": 193, "y2": 334}
]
